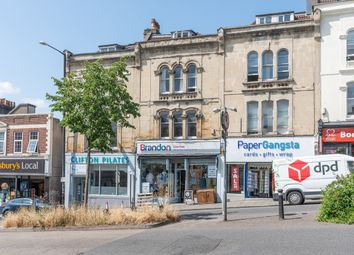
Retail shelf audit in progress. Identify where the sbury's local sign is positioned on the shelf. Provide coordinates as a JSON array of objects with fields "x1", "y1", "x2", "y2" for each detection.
[
  {"x1": 226, "y1": 137, "x2": 315, "y2": 162},
  {"x1": 0, "y1": 159, "x2": 45, "y2": 175},
  {"x1": 137, "y1": 140, "x2": 220, "y2": 156}
]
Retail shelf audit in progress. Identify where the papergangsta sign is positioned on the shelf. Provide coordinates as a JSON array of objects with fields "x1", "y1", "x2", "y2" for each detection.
[{"x1": 0, "y1": 159, "x2": 45, "y2": 175}]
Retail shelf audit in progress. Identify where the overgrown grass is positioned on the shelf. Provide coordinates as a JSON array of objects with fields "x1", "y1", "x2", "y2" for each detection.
[
  {"x1": 317, "y1": 172, "x2": 354, "y2": 225},
  {"x1": 2, "y1": 205, "x2": 180, "y2": 229}
]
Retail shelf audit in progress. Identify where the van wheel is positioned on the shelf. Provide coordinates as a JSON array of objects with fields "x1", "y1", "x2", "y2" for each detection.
[{"x1": 287, "y1": 191, "x2": 304, "y2": 205}]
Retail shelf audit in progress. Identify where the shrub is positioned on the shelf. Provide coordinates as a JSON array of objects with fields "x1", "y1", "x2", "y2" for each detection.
[
  {"x1": 2, "y1": 205, "x2": 180, "y2": 229},
  {"x1": 317, "y1": 172, "x2": 354, "y2": 224}
]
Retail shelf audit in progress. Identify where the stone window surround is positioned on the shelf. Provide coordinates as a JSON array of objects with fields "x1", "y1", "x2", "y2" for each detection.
[
  {"x1": 154, "y1": 62, "x2": 204, "y2": 95},
  {"x1": 245, "y1": 96, "x2": 292, "y2": 136},
  {"x1": 155, "y1": 108, "x2": 203, "y2": 139},
  {"x1": 246, "y1": 48, "x2": 292, "y2": 82}
]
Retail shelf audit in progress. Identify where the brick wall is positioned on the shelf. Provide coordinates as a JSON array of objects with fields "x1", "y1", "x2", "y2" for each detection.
[{"x1": 0, "y1": 114, "x2": 48, "y2": 154}]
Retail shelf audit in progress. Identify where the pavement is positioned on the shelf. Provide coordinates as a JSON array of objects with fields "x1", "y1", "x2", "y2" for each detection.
[
  {"x1": 1, "y1": 203, "x2": 353, "y2": 255},
  {"x1": 172, "y1": 196, "x2": 279, "y2": 212}
]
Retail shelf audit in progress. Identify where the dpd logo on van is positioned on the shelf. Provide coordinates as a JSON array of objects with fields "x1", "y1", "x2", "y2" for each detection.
[{"x1": 288, "y1": 160, "x2": 310, "y2": 182}]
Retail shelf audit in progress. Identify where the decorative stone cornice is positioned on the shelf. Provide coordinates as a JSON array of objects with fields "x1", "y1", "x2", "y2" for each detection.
[{"x1": 242, "y1": 79, "x2": 294, "y2": 93}]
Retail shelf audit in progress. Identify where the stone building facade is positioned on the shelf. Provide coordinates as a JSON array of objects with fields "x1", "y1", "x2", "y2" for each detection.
[{"x1": 65, "y1": 11, "x2": 320, "y2": 205}]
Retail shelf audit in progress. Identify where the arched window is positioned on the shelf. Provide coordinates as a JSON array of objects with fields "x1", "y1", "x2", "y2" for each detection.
[
  {"x1": 347, "y1": 83, "x2": 354, "y2": 115},
  {"x1": 160, "y1": 66, "x2": 170, "y2": 94},
  {"x1": 187, "y1": 111, "x2": 197, "y2": 137},
  {"x1": 262, "y1": 101, "x2": 273, "y2": 134},
  {"x1": 173, "y1": 112, "x2": 183, "y2": 138},
  {"x1": 247, "y1": 52, "x2": 258, "y2": 82},
  {"x1": 160, "y1": 112, "x2": 169, "y2": 138},
  {"x1": 277, "y1": 100, "x2": 289, "y2": 134},
  {"x1": 187, "y1": 64, "x2": 197, "y2": 92},
  {"x1": 262, "y1": 51, "x2": 273, "y2": 81},
  {"x1": 247, "y1": 102, "x2": 258, "y2": 134},
  {"x1": 277, "y1": 50, "x2": 289, "y2": 80},
  {"x1": 173, "y1": 65, "x2": 183, "y2": 93},
  {"x1": 347, "y1": 30, "x2": 354, "y2": 61}
]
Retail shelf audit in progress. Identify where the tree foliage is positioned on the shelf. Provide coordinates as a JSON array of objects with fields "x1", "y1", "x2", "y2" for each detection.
[
  {"x1": 46, "y1": 59, "x2": 140, "y2": 207},
  {"x1": 317, "y1": 172, "x2": 354, "y2": 224},
  {"x1": 46, "y1": 59, "x2": 140, "y2": 152}
]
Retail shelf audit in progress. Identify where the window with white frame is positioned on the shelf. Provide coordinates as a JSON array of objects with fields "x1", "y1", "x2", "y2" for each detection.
[
  {"x1": 262, "y1": 51, "x2": 273, "y2": 81},
  {"x1": 347, "y1": 30, "x2": 354, "y2": 61},
  {"x1": 277, "y1": 50, "x2": 289, "y2": 80},
  {"x1": 265, "y1": 16, "x2": 272, "y2": 24},
  {"x1": 262, "y1": 101, "x2": 273, "y2": 134},
  {"x1": 173, "y1": 112, "x2": 183, "y2": 138},
  {"x1": 277, "y1": 100, "x2": 289, "y2": 134},
  {"x1": 187, "y1": 111, "x2": 197, "y2": 138},
  {"x1": 89, "y1": 164, "x2": 128, "y2": 196},
  {"x1": 27, "y1": 131, "x2": 38, "y2": 153},
  {"x1": 160, "y1": 112, "x2": 169, "y2": 138},
  {"x1": 247, "y1": 102, "x2": 258, "y2": 134},
  {"x1": 247, "y1": 52, "x2": 258, "y2": 82},
  {"x1": 173, "y1": 65, "x2": 183, "y2": 92},
  {"x1": 160, "y1": 66, "x2": 170, "y2": 94},
  {"x1": 0, "y1": 132, "x2": 4, "y2": 154},
  {"x1": 347, "y1": 83, "x2": 354, "y2": 115},
  {"x1": 14, "y1": 132, "x2": 23, "y2": 153},
  {"x1": 187, "y1": 64, "x2": 197, "y2": 92}
]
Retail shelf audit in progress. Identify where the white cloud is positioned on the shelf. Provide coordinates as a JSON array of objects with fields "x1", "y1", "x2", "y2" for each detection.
[
  {"x1": 0, "y1": 81, "x2": 21, "y2": 95},
  {"x1": 21, "y1": 98, "x2": 49, "y2": 109}
]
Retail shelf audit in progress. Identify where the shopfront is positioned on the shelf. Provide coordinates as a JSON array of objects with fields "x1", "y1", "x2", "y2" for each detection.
[
  {"x1": 226, "y1": 136, "x2": 315, "y2": 198},
  {"x1": 136, "y1": 140, "x2": 221, "y2": 203},
  {"x1": 64, "y1": 153, "x2": 135, "y2": 208},
  {"x1": 320, "y1": 126, "x2": 354, "y2": 156},
  {"x1": 0, "y1": 158, "x2": 46, "y2": 201}
]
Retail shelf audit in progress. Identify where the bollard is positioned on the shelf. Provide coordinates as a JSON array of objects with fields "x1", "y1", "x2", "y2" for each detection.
[
  {"x1": 103, "y1": 201, "x2": 109, "y2": 214},
  {"x1": 278, "y1": 189, "x2": 284, "y2": 220}
]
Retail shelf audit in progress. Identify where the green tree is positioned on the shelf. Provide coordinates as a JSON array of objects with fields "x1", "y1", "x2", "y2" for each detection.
[{"x1": 47, "y1": 59, "x2": 140, "y2": 207}]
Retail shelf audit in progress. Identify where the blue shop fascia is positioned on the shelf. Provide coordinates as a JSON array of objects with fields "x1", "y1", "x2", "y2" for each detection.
[{"x1": 64, "y1": 152, "x2": 135, "y2": 208}]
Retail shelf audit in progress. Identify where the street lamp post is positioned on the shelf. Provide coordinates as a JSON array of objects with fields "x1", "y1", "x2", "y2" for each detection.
[
  {"x1": 39, "y1": 41, "x2": 69, "y2": 205},
  {"x1": 213, "y1": 107, "x2": 236, "y2": 221}
]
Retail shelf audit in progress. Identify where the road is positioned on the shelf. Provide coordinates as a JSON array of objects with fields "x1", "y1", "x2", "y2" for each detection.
[{"x1": 1, "y1": 203, "x2": 353, "y2": 255}]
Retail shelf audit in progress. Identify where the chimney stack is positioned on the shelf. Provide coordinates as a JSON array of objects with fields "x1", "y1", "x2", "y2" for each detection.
[{"x1": 144, "y1": 18, "x2": 161, "y2": 41}]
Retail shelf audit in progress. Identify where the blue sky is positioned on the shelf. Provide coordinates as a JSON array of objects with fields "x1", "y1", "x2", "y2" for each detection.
[{"x1": 0, "y1": 0, "x2": 306, "y2": 114}]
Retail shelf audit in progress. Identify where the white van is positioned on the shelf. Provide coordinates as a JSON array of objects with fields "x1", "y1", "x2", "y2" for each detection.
[{"x1": 273, "y1": 154, "x2": 354, "y2": 205}]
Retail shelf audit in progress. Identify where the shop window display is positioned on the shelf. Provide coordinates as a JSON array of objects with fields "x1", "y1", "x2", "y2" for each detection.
[
  {"x1": 248, "y1": 164, "x2": 271, "y2": 198},
  {"x1": 189, "y1": 164, "x2": 216, "y2": 192},
  {"x1": 141, "y1": 160, "x2": 173, "y2": 197}
]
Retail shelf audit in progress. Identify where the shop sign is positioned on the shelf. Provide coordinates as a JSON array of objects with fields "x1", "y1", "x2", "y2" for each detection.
[
  {"x1": 207, "y1": 165, "x2": 217, "y2": 178},
  {"x1": 322, "y1": 128, "x2": 354, "y2": 143},
  {"x1": 137, "y1": 140, "x2": 220, "y2": 156},
  {"x1": 226, "y1": 137, "x2": 314, "y2": 163},
  {"x1": 71, "y1": 164, "x2": 87, "y2": 175},
  {"x1": 0, "y1": 159, "x2": 45, "y2": 175},
  {"x1": 70, "y1": 155, "x2": 129, "y2": 164},
  {"x1": 231, "y1": 165, "x2": 240, "y2": 191}
]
